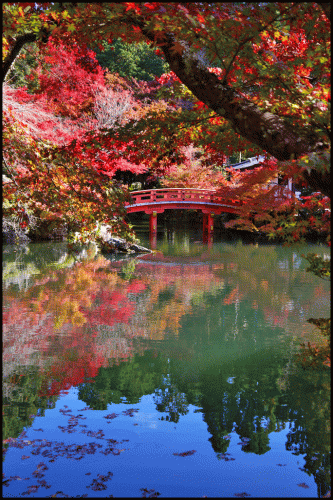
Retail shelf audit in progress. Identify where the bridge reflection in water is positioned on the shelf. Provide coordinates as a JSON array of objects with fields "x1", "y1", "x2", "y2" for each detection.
[{"x1": 125, "y1": 188, "x2": 242, "y2": 247}]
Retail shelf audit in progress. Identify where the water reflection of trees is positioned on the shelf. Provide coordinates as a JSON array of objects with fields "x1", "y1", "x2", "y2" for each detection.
[
  {"x1": 282, "y1": 368, "x2": 331, "y2": 498},
  {"x1": 3, "y1": 345, "x2": 330, "y2": 495},
  {"x1": 3, "y1": 242, "x2": 329, "y2": 382},
  {"x1": 78, "y1": 352, "x2": 163, "y2": 409},
  {"x1": 197, "y1": 365, "x2": 280, "y2": 456},
  {"x1": 3, "y1": 241, "x2": 330, "y2": 495},
  {"x1": 3, "y1": 366, "x2": 57, "y2": 441},
  {"x1": 153, "y1": 374, "x2": 189, "y2": 424},
  {"x1": 75, "y1": 349, "x2": 330, "y2": 496}
]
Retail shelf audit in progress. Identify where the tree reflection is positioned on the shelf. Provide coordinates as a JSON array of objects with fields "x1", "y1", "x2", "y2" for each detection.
[
  {"x1": 281, "y1": 365, "x2": 331, "y2": 498},
  {"x1": 3, "y1": 366, "x2": 57, "y2": 441},
  {"x1": 78, "y1": 351, "x2": 165, "y2": 408},
  {"x1": 153, "y1": 374, "x2": 189, "y2": 424},
  {"x1": 2, "y1": 241, "x2": 330, "y2": 495}
]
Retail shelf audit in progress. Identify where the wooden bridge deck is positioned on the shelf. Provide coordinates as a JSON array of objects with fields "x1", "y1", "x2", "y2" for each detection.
[{"x1": 125, "y1": 188, "x2": 242, "y2": 215}]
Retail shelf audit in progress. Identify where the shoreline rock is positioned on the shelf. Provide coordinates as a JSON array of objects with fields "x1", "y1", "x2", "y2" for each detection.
[
  {"x1": 99, "y1": 235, "x2": 152, "y2": 254},
  {"x1": 96, "y1": 225, "x2": 152, "y2": 254},
  {"x1": 3, "y1": 218, "x2": 152, "y2": 255}
]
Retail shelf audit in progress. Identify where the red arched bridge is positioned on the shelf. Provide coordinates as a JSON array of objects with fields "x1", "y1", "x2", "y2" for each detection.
[{"x1": 125, "y1": 188, "x2": 242, "y2": 238}]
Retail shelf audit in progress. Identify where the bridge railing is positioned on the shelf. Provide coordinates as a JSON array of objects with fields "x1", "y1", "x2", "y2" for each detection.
[{"x1": 128, "y1": 188, "x2": 242, "y2": 206}]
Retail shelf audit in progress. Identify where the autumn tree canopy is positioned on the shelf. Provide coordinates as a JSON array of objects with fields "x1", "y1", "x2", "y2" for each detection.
[
  {"x1": 3, "y1": 3, "x2": 330, "y2": 187},
  {"x1": 3, "y1": 38, "x2": 150, "y2": 243},
  {"x1": 2, "y1": 2, "x2": 331, "y2": 244}
]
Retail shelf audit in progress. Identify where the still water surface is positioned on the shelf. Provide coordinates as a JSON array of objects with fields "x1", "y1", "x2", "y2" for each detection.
[{"x1": 3, "y1": 231, "x2": 331, "y2": 498}]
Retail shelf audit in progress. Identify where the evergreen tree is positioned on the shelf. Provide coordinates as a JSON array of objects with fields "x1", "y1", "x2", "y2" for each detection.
[{"x1": 95, "y1": 38, "x2": 170, "y2": 81}]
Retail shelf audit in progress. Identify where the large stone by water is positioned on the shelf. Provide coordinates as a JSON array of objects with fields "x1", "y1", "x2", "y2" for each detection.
[{"x1": 97, "y1": 225, "x2": 152, "y2": 254}]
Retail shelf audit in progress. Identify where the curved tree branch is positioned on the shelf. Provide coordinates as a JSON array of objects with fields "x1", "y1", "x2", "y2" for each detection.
[
  {"x1": 3, "y1": 32, "x2": 38, "y2": 83},
  {"x1": 139, "y1": 27, "x2": 328, "y2": 158},
  {"x1": 317, "y1": 3, "x2": 330, "y2": 21},
  {"x1": 128, "y1": 19, "x2": 330, "y2": 196}
]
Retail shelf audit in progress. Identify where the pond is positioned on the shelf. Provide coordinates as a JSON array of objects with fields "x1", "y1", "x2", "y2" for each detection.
[{"x1": 3, "y1": 228, "x2": 331, "y2": 498}]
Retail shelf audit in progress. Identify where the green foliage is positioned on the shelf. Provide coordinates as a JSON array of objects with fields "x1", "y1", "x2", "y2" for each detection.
[
  {"x1": 119, "y1": 259, "x2": 137, "y2": 281},
  {"x1": 302, "y1": 252, "x2": 330, "y2": 280},
  {"x1": 298, "y1": 252, "x2": 331, "y2": 368},
  {"x1": 78, "y1": 353, "x2": 165, "y2": 408},
  {"x1": 95, "y1": 38, "x2": 170, "y2": 81},
  {"x1": 5, "y1": 43, "x2": 40, "y2": 91},
  {"x1": 281, "y1": 364, "x2": 331, "y2": 483},
  {"x1": 3, "y1": 367, "x2": 57, "y2": 441},
  {"x1": 153, "y1": 374, "x2": 189, "y2": 424},
  {"x1": 307, "y1": 317, "x2": 331, "y2": 334}
]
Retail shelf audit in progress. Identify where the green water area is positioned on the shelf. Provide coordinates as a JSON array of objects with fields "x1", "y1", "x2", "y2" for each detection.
[{"x1": 3, "y1": 228, "x2": 331, "y2": 498}]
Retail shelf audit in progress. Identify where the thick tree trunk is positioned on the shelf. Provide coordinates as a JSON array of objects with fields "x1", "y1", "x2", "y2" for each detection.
[{"x1": 163, "y1": 45, "x2": 326, "y2": 162}]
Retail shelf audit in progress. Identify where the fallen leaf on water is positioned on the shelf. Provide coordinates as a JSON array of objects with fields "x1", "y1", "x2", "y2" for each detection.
[
  {"x1": 37, "y1": 479, "x2": 51, "y2": 488},
  {"x1": 140, "y1": 487, "x2": 161, "y2": 498},
  {"x1": 27, "y1": 485, "x2": 39, "y2": 493},
  {"x1": 298, "y1": 483, "x2": 310, "y2": 489},
  {"x1": 123, "y1": 409, "x2": 139, "y2": 417},
  {"x1": 217, "y1": 453, "x2": 235, "y2": 461},
  {"x1": 173, "y1": 450, "x2": 196, "y2": 457},
  {"x1": 104, "y1": 413, "x2": 118, "y2": 420},
  {"x1": 21, "y1": 455, "x2": 30, "y2": 460}
]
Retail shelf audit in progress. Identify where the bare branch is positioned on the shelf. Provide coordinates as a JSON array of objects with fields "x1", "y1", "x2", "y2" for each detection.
[
  {"x1": 81, "y1": 86, "x2": 134, "y2": 131},
  {"x1": 3, "y1": 83, "x2": 82, "y2": 145}
]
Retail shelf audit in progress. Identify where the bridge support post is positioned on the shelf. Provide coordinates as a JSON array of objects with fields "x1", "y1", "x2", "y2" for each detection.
[
  {"x1": 149, "y1": 211, "x2": 158, "y2": 235},
  {"x1": 203, "y1": 212, "x2": 214, "y2": 244},
  {"x1": 149, "y1": 232, "x2": 157, "y2": 250}
]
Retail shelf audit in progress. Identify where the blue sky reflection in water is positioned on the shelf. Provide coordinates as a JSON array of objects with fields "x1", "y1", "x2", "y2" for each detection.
[{"x1": 2, "y1": 236, "x2": 331, "y2": 498}]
